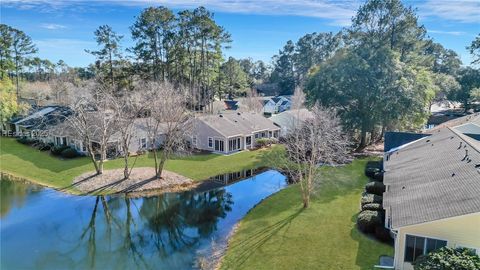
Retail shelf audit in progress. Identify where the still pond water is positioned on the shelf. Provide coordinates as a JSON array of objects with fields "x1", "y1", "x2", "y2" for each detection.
[{"x1": 0, "y1": 170, "x2": 287, "y2": 270}]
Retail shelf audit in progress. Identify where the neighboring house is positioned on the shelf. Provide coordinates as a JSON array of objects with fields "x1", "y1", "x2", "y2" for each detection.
[
  {"x1": 383, "y1": 117, "x2": 480, "y2": 270},
  {"x1": 270, "y1": 108, "x2": 313, "y2": 137},
  {"x1": 261, "y1": 99, "x2": 277, "y2": 115},
  {"x1": 6, "y1": 106, "x2": 72, "y2": 135},
  {"x1": 49, "y1": 117, "x2": 165, "y2": 157},
  {"x1": 191, "y1": 112, "x2": 280, "y2": 154}
]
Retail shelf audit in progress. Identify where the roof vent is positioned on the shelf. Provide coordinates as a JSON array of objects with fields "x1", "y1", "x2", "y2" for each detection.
[
  {"x1": 458, "y1": 142, "x2": 463, "y2": 149},
  {"x1": 219, "y1": 114, "x2": 223, "y2": 118},
  {"x1": 462, "y1": 149, "x2": 469, "y2": 161},
  {"x1": 237, "y1": 112, "x2": 241, "y2": 115},
  {"x1": 426, "y1": 139, "x2": 430, "y2": 143},
  {"x1": 452, "y1": 173, "x2": 456, "y2": 177}
]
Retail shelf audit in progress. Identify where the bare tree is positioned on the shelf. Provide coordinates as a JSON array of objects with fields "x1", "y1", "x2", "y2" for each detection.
[
  {"x1": 65, "y1": 81, "x2": 118, "y2": 175},
  {"x1": 290, "y1": 87, "x2": 306, "y2": 110},
  {"x1": 113, "y1": 89, "x2": 145, "y2": 179},
  {"x1": 274, "y1": 104, "x2": 349, "y2": 208},
  {"x1": 242, "y1": 89, "x2": 263, "y2": 113},
  {"x1": 143, "y1": 81, "x2": 193, "y2": 179}
]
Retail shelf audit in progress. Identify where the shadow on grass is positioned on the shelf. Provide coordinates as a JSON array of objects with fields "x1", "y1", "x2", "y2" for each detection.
[
  {"x1": 349, "y1": 215, "x2": 394, "y2": 270},
  {"x1": 221, "y1": 208, "x2": 303, "y2": 269}
]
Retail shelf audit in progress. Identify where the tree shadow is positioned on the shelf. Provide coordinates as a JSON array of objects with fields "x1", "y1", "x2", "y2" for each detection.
[{"x1": 221, "y1": 208, "x2": 303, "y2": 269}]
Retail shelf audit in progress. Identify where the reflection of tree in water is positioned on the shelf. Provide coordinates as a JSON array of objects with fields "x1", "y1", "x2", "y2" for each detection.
[
  {"x1": 66, "y1": 188, "x2": 233, "y2": 269},
  {"x1": 139, "y1": 188, "x2": 234, "y2": 256},
  {"x1": 0, "y1": 178, "x2": 41, "y2": 217}
]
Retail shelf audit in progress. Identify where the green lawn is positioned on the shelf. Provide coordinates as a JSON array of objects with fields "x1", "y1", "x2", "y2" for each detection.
[
  {"x1": 220, "y1": 159, "x2": 393, "y2": 270},
  {"x1": 0, "y1": 137, "x2": 270, "y2": 191}
]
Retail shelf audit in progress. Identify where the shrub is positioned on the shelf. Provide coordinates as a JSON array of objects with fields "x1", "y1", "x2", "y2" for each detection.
[
  {"x1": 256, "y1": 138, "x2": 275, "y2": 148},
  {"x1": 365, "y1": 161, "x2": 382, "y2": 177},
  {"x1": 357, "y1": 210, "x2": 382, "y2": 233},
  {"x1": 372, "y1": 171, "x2": 384, "y2": 182},
  {"x1": 374, "y1": 225, "x2": 392, "y2": 242},
  {"x1": 361, "y1": 193, "x2": 383, "y2": 206},
  {"x1": 362, "y1": 203, "x2": 383, "y2": 211},
  {"x1": 365, "y1": 181, "x2": 386, "y2": 196},
  {"x1": 51, "y1": 145, "x2": 69, "y2": 156},
  {"x1": 414, "y1": 247, "x2": 480, "y2": 270},
  {"x1": 17, "y1": 137, "x2": 38, "y2": 146},
  {"x1": 60, "y1": 147, "x2": 80, "y2": 159}
]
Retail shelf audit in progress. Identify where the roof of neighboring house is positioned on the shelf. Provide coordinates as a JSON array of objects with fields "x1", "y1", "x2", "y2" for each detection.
[
  {"x1": 384, "y1": 132, "x2": 430, "y2": 152},
  {"x1": 270, "y1": 109, "x2": 313, "y2": 131},
  {"x1": 13, "y1": 106, "x2": 72, "y2": 130},
  {"x1": 271, "y1": 97, "x2": 282, "y2": 104},
  {"x1": 280, "y1": 100, "x2": 289, "y2": 106},
  {"x1": 383, "y1": 117, "x2": 480, "y2": 229},
  {"x1": 196, "y1": 112, "x2": 279, "y2": 138}
]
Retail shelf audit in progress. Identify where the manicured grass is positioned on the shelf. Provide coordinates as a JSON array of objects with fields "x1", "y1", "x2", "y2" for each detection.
[
  {"x1": 0, "y1": 137, "x2": 271, "y2": 191},
  {"x1": 221, "y1": 159, "x2": 393, "y2": 270}
]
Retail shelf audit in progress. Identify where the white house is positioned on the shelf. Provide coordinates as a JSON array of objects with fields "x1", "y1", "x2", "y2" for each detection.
[
  {"x1": 191, "y1": 112, "x2": 280, "y2": 154},
  {"x1": 382, "y1": 115, "x2": 480, "y2": 270}
]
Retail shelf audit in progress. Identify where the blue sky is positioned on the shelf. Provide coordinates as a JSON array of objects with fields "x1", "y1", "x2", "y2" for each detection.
[{"x1": 1, "y1": 0, "x2": 479, "y2": 67}]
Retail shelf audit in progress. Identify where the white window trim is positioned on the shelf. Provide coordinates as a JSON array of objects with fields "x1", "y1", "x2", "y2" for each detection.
[
  {"x1": 404, "y1": 234, "x2": 448, "y2": 263},
  {"x1": 208, "y1": 137, "x2": 213, "y2": 148}
]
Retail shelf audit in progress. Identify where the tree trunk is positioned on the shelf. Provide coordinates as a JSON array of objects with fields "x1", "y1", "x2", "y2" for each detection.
[{"x1": 156, "y1": 155, "x2": 166, "y2": 179}]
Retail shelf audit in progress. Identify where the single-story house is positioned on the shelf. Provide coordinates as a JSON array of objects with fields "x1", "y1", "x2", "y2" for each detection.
[
  {"x1": 48, "y1": 117, "x2": 165, "y2": 157},
  {"x1": 3, "y1": 106, "x2": 72, "y2": 135},
  {"x1": 191, "y1": 112, "x2": 280, "y2": 154},
  {"x1": 270, "y1": 108, "x2": 313, "y2": 137},
  {"x1": 383, "y1": 117, "x2": 480, "y2": 270}
]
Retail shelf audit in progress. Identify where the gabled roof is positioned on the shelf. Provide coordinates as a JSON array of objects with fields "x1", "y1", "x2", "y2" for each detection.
[
  {"x1": 383, "y1": 117, "x2": 480, "y2": 229},
  {"x1": 384, "y1": 132, "x2": 430, "y2": 152},
  {"x1": 270, "y1": 109, "x2": 313, "y2": 131},
  {"x1": 13, "y1": 106, "x2": 72, "y2": 130},
  {"x1": 196, "y1": 112, "x2": 279, "y2": 137}
]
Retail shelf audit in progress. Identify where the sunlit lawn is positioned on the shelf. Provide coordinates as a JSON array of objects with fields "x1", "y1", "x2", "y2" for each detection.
[
  {"x1": 0, "y1": 137, "x2": 270, "y2": 190},
  {"x1": 220, "y1": 158, "x2": 393, "y2": 270}
]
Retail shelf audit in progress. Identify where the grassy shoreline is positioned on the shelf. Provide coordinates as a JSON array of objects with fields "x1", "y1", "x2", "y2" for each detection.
[
  {"x1": 220, "y1": 158, "x2": 393, "y2": 270},
  {"x1": 0, "y1": 137, "x2": 271, "y2": 194}
]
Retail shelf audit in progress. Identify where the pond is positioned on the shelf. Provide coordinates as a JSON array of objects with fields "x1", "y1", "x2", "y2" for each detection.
[{"x1": 0, "y1": 169, "x2": 287, "y2": 270}]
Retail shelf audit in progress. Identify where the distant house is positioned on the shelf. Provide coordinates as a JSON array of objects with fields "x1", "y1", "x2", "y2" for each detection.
[
  {"x1": 270, "y1": 108, "x2": 313, "y2": 137},
  {"x1": 383, "y1": 116, "x2": 480, "y2": 270},
  {"x1": 191, "y1": 112, "x2": 280, "y2": 154},
  {"x1": 260, "y1": 96, "x2": 291, "y2": 115}
]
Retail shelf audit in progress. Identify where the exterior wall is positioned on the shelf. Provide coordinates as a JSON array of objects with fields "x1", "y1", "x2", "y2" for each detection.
[
  {"x1": 393, "y1": 213, "x2": 480, "y2": 270},
  {"x1": 192, "y1": 119, "x2": 227, "y2": 153},
  {"x1": 263, "y1": 102, "x2": 276, "y2": 114}
]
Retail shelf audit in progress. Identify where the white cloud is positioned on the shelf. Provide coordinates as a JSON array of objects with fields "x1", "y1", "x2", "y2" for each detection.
[
  {"x1": 4, "y1": 0, "x2": 480, "y2": 25},
  {"x1": 3, "y1": 0, "x2": 360, "y2": 26},
  {"x1": 428, "y1": 30, "x2": 466, "y2": 36},
  {"x1": 418, "y1": 0, "x2": 480, "y2": 23},
  {"x1": 40, "y1": 23, "x2": 67, "y2": 30}
]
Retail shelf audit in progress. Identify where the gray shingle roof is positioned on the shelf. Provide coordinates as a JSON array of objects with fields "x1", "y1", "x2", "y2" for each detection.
[
  {"x1": 383, "y1": 118, "x2": 480, "y2": 229},
  {"x1": 197, "y1": 112, "x2": 279, "y2": 137},
  {"x1": 270, "y1": 109, "x2": 313, "y2": 130}
]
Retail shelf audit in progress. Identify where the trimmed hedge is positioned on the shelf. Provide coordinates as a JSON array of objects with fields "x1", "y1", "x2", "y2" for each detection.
[
  {"x1": 374, "y1": 225, "x2": 392, "y2": 242},
  {"x1": 362, "y1": 203, "x2": 383, "y2": 211},
  {"x1": 414, "y1": 247, "x2": 480, "y2": 270},
  {"x1": 17, "y1": 137, "x2": 38, "y2": 146},
  {"x1": 60, "y1": 147, "x2": 80, "y2": 159},
  {"x1": 372, "y1": 171, "x2": 384, "y2": 182},
  {"x1": 365, "y1": 181, "x2": 386, "y2": 196},
  {"x1": 361, "y1": 193, "x2": 383, "y2": 206},
  {"x1": 357, "y1": 210, "x2": 382, "y2": 233},
  {"x1": 256, "y1": 138, "x2": 276, "y2": 147}
]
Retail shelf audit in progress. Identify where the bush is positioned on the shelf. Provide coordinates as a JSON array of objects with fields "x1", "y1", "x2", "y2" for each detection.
[
  {"x1": 35, "y1": 141, "x2": 53, "y2": 151},
  {"x1": 51, "y1": 145, "x2": 69, "y2": 156},
  {"x1": 17, "y1": 137, "x2": 38, "y2": 146},
  {"x1": 374, "y1": 225, "x2": 392, "y2": 242},
  {"x1": 361, "y1": 193, "x2": 383, "y2": 206},
  {"x1": 372, "y1": 171, "x2": 384, "y2": 182},
  {"x1": 256, "y1": 138, "x2": 275, "y2": 148},
  {"x1": 414, "y1": 247, "x2": 480, "y2": 270},
  {"x1": 365, "y1": 161, "x2": 382, "y2": 177},
  {"x1": 357, "y1": 210, "x2": 382, "y2": 233},
  {"x1": 362, "y1": 203, "x2": 383, "y2": 211},
  {"x1": 60, "y1": 147, "x2": 80, "y2": 159},
  {"x1": 365, "y1": 181, "x2": 386, "y2": 196}
]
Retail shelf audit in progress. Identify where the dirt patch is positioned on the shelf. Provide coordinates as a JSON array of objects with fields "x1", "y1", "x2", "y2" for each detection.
[{"x1": 72, "y1": 167, "x2": 195, "y2": 195}]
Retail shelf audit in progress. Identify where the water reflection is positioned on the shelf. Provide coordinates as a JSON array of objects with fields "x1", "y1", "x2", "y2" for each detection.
[{"x1": 1, "y1": 170, "x2": 286, "y2": 270}]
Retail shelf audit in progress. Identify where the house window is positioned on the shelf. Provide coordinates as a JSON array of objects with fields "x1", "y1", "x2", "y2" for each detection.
[
  {"x1": 140, "y1": 138, "x2": 147, "y2": 148},
  {"x1": 269, "y1": 131, "x2": 272, "y2": 137},
  {"x1": 255, "y1": 133, "x2": 259, "y2": 139},
  {"x1": 261, "y1": 132, "x2": 266, "y2": 138},
  {"x1": 404, "y1": 235, "x2": 447, "y2": 263},
  {"x1": 246, "y1": 136, "x2": 252, "y2": 146},
  {"x1": 208, "y1": 137, "x2": 213, "y2": 148},
  {"x1": 228, "y1": 137, "x2": 241, "y2": 152},
  {"x1": 192, "y1": 136, "x2": 197, "y2": 146},
  {"x1": 214, "y1": 139, "x2": 224, "y2": 152},
  {"x1": 273, "y1": 131, "x2": 279, "y2": 138}
]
